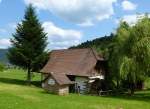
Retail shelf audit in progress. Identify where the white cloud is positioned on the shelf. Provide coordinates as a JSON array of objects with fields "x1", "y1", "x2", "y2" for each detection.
[
  {"x1": 122, "y1": 14, "x2": 150, "y2": 25},
  {"x1": 0, "y1": 38, "x2": 11, "y2": 48},
  {"x1": 122, "y1": 15, "x2": 138, "y2": 25},
  {"x1": 122, "y1": 0, "x2": 137, "y2": 11},
  {"x1": 78, "y1": 20, "x2": 94, "y2": 27},
  {"x1": 24, "y1": 0, "x2": 117, "y2": 26},
  {"x1": 42, "y1": 21, "x2": 82, "y2": 49}
]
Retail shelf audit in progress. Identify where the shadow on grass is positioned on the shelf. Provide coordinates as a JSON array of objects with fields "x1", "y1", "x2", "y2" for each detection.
[
  {"x1": 102, "y1": 91, "x2": 150, "y2": 102},
  {"x1": 0, "y1": 77, "x2": 41, "y2": 87},
  {"x1": 40, "y1": 91, "x2": 56, "y2": 95}
]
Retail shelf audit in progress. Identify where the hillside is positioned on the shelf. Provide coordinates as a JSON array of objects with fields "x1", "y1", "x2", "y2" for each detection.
[
  {"x1": 70, "y1": 33, "x2": 115, "y2": 59},
  {"x1": 0, "y1": 49, "x2": 8, "y2": 64}
]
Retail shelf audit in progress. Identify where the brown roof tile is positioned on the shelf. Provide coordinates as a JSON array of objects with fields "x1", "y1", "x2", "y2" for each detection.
[
  {"x1": 50, "y1": 72, "x2": 73, "y2": 85},
  {"x1": 41, "y1": 48, "x2": 103, "y2": 76},
  {"x1": 41, "y1": 48, "x2": 104, "y2": 78}
]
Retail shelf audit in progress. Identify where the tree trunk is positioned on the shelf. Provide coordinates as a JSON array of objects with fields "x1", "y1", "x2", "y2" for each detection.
[
  {"x1": 129, "y1": 83, "x2": 135, "y2": 96},
  {"x1": 27, "y1": 67, "x2": 31, "y2": 85},
  {"x1": 116, "y1": 80, "x2": 119, "y2": 89},
  {"x1": 131, "y1": 88, "x2": 134, "y2": 95}
]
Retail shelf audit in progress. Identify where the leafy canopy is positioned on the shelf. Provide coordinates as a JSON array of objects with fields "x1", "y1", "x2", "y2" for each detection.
[{"x1": 109, "y1": 15, "x2": 150, "y2": 93}]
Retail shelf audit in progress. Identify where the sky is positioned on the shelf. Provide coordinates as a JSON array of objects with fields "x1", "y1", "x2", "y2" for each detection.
[{"x1": 0, "y1": 0, "x2": 150, "y2": 50}]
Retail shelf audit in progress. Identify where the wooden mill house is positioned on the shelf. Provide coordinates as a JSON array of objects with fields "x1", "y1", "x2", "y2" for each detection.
[{"x1": 41, "y1": 48, "x2": 107, "y2": 95}]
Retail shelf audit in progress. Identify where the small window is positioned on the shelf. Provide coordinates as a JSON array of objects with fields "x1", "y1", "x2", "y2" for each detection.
[{"x1": 48, "y1": 78, "x2": 55, "y2": 85}]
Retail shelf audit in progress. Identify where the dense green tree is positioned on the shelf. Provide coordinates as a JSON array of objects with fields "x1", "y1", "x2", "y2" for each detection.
[
  {"x1": 122, "y1": 16, "x2": 150, "y2": 94},
  {"x1": 7, "y1": 4, "x2": 48, "y2": 85},
  {"x1": 110, "y1": 15, "x2": 150, "y2": 95},
  {"x1": 70, "y1": 33, "x2": 115, "y2": 59}
]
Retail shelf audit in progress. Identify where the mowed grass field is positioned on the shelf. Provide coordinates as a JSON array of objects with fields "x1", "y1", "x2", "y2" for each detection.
[{"x1": 0, "y1": 69, "x2": 150, "y2": 109}]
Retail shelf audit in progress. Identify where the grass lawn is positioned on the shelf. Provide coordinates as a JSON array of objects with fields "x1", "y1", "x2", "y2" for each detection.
[{"x1": 0, "y1": 69, "x2": 150, "y2": 109}]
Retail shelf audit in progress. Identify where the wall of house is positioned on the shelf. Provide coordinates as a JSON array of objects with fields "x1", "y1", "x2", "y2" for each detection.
[
  {"x1": 42, "y1": 74, "x2": 104, "y2": 95},
  {"x1": 57, "y1": 85, "x2": 69, "y2": 95},
  {"x1": 42, "y1": 74, "x2": 69, "y2": 95},
  {"x1": 75, "y1": 77, "x2": 89, "y2": 94},
  {"x1": 75, "y1": 75, "x2": 105, "y2": 94}
]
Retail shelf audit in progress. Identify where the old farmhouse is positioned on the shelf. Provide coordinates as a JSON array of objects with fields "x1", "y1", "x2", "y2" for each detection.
[{"x1": 41, "y1": 48, "x2": 107, "y2": 95}]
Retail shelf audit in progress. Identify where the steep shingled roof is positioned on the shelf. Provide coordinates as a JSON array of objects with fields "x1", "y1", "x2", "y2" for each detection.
[{"x1": 41, "y1": 48, "x2": 104, "y2": 85}]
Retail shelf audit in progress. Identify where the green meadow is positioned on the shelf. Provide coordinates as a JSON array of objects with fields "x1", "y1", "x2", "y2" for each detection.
[{"x1": 0, "y1": 69, "x2": 149, "y2": 109}]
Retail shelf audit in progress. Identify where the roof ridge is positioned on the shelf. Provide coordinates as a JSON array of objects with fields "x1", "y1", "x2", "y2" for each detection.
[
  {"x1": 90, "y1": 48, "x2": 99, "y2": 60},
  {"x1": 51, "y1": 48, "x2": 90, "y2": 52}
]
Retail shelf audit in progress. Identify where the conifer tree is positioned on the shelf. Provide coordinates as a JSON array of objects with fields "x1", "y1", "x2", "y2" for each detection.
[{"x1": 7, "y1": 4, "x2": 48, "y2": 85}]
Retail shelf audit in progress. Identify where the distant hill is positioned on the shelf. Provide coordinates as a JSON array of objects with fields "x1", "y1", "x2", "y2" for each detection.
[
  {"x1": 70, "y1": 33, "x2": 115, "y2": 59},
  {"x1": 0, "y1": 49, "x2": 8, "y2": 64}
]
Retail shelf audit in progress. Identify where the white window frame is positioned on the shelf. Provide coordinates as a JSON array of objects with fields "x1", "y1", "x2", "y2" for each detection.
[{"x1": 48, "y1": 78, "x2": 55, "y2": 85}]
